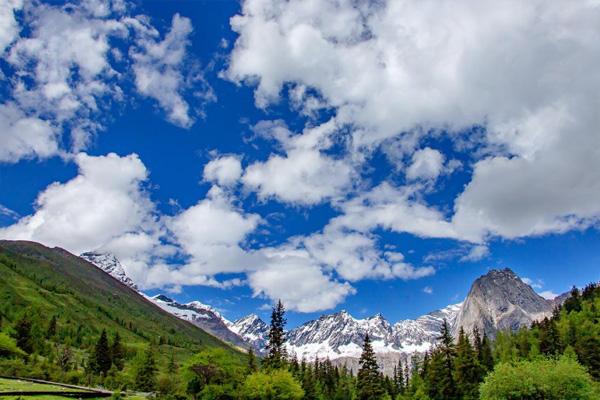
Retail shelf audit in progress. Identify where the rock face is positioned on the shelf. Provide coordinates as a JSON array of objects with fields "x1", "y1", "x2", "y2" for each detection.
[
  {"x1": 229, "y1": 314, "x2": 270, "y2": 352},
  {"x1": 452, "y1": 268, "x2": 552, "y2": 338},
  {"x1": 149, "y1": 294, "x2": 250, "y2": 349},
  {"x1": 80, "y1": 251, "x2": 138, "y2": 290}
]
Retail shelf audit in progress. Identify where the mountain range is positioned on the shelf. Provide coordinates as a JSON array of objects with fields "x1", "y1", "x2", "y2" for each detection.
[{"x1": 82, "y1": 250, "x2": 566, "y2": 373}]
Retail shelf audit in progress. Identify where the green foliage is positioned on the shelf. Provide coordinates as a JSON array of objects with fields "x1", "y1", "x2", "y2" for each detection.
[
  {"x1": 241, "y1": 370, "x2": 304, "y2": 400},
  {"x1": 134, "y1": 346, "x2": 157, "y2": 392},
  {"x1": 91, "y1": 329, "x2": 111, "y2": 375},
  {"x1": 480, "y1": 355, "x2": 599, "y2": 399},
  {"x1": 0, "y1": 332, "x2": 25, "y2": 357},
  {"x1": 13, "y1": 316, "x2": 33, "y2": 354}
]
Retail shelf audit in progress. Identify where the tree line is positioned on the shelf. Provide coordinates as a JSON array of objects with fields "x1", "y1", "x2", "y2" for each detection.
[{"x1": 2, "y1": 283, "x2": 600, "y2": 398}]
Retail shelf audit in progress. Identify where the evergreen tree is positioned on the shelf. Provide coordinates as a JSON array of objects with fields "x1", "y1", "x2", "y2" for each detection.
[
  {"x1": 167, "y1": 351, "x2": 177, "y2": 374},
  {"x1": 247, "y1": 348, "x2": 258, "y2": 373},
  {"x1": 46, "y1": 315, "x2": 57, "y2": 339},
  {"x1": 135, "y1": 346, "x2": 157, "y2": 392},
  {"x1": 393, "y1": 358, "x2": 405, "y2": 395},
  {"x1": 111, "y1": 331, "x2": 125, "y2": 370},
  {"x1": 92, "y1": 329, "x2": 112, "y2": 375},
  {"x1": 14, "y1": 316, "x2": 33, "y2": 353},
  {"x1": 454, "y1": 328, "x2": 481, "y2": 400},
  {"x1": 263, "y1": 300, "x2": 287, "y2": 370},
  {"x1": 301, "y1": 364, "x2": 320, "y2": 400},
  {"x1": 427, "y1": 319, "x2": 458, "y2": 400},
  {"x1": 575, "y1": 334, "x2": 600, "y2": 380},
  {"x1": 357, "y1": 334, "x2": 386, "y2": 400},
  {"x1": 479, "y1": 333, "x2": 494, "y2": 372},
  {"x1": 563, "y1": 286, "x2": 582, "y2": 313},
  {"x1": 539, "y1": 318, "x2": 562, "y2": 356}
]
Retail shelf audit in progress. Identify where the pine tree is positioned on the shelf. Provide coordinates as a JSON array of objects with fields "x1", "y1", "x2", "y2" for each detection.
[
  {"x1": 14, "y1": 316, "x2": 33, "y2": 353},
  {"x1": 428, "y1": 319, "x2": 458, "y2": 400},
  {"x1": 479, "y1": 333, "x2": 494, "y2": 372},
  {"x1": 393, "y1": 358, "x2": 405, "y2": 395},
  {"x1": 539, "y1": 318, "x2": 562, "y2": 356},
  {"x1": 263, "y1": 300, "x2": 287, "y2": 370},
  {"x1": 357, "y1": 334, "x2": 385, "y2": 400},
  {"x1": 247, "y1": 348, "x2": 258, "y2": 373},
  {"x1": 135, "y1": 346, "x2": 157, "y2": 391},
  {"x1": 92, "y1": 329, "x2": 112, "y2": 375},
  {"x1": 111, "y1": 332, "x2": 125, "y2": 370},
  {"x1": 454, "y1": 327, "x2": 481, "y2": 400},
  {"x1": 46, "y1": 315, "x2": 57, "y2": 339},
  {"x1": 167, "y1": 351, "x2": 177, "y2": 374},
  {"x1": 301, "y1": 364, "x2": 320, "y2": 400}
]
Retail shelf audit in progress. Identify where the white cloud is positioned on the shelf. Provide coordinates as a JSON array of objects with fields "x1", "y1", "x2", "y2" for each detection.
[
  {"x1": 460, "y1": 244, "x2": 489, "y2": 262},
  {"x1": 406, "y1": 148, "x2": 445, "y2": 181},
  {"x1": 131, "y1": 14, "x2": 206, "y2": 128},
  {"x1": 242, "y1": 120, "x2": 354, "y2": 205},
  {"x1": 166, "y1": 185, "x2": 262, "y2": 276},
  {"x1": 538, "y1": 290, "x2": 558, "y2": 300},
  {"x1": 0, "y1": 103, "x2": 58, "y2": 162},
  {"x1": 1, "y1": 1, "x2": 209, "y2": 163},
  {"x1": 203, "y1": 155, "x2": 243, "y2": 187},
  {"x1": 226, "y1": 0, "x2": 600, "y2": 243},
  {"x1": 423, "y1": 286, "x2": 433, "y2": 295},
  {"x1": 522, "y1": 277, "x2": 543, "y2": 290},
  {"x1": 0, "y1": 0, "x2": 22, "y2": 53},
  {"x1": 247, "y1": 248, "x2": 356, "y2": 313},
  {"x1": 0, "y1": 152, "x2": 156, "y2": 256}
]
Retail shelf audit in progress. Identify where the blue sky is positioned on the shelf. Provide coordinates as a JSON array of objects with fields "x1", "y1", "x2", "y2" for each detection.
[{"x1": 1, "y1": 0, "x2": 600, "y2": 328}]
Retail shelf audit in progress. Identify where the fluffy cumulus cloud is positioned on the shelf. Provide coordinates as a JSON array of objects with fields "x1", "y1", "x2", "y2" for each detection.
[
  {"x1": 0, "y1": 0, "x2": 22, "y2": 54},
  {"x1": 131, "y1": 14, "x2": 210, "y2": 128},
  {"x1": 247, "y1": 247, "x2": 355, "y2": 313},
  {"x1": 226, "y1": 0, "x2": 600, "y2": 242},
  {"x1": 203, "y1": 155, "x2": 243, "y2": 187},
  {"x1": 0, "y1": 152, "x2": 156, "y2": 255},
  {"x1": 0, "y1": 0, "x2": 208, "y2": 162},
  {"x1": 0, "y1": 103, "x2": 58, "y2": 162},
  {"x1": 406, "y1": 148, "x2": 445, "y2": 181},
  {"x1": 242, "y1": 120, "x2": 354, "y2": 205}
]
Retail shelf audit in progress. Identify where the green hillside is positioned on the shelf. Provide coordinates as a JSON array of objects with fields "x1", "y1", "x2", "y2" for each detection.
[{"x1": 0, "y1": 240, "x2": 242, "y2": 388}]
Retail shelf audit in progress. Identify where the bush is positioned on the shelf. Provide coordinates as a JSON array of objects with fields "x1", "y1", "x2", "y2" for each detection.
[
  {"x1": 0, "y1": 332, "x2": 26, "y2": 357},
  {"x1": 480, "y1": 355, "x2": 599, "y2": 400},
  {"x1": 241, "y1": 370, "x2": 304, "y2": 400}
]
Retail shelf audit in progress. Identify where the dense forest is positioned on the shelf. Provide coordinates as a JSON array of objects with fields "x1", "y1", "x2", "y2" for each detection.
[{"x1": 1, "y1": 241, "x2": 600, "y2": 398}]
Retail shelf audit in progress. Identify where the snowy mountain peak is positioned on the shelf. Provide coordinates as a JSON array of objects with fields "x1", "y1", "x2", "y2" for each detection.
[
  {"x1": 230, "y1": 314, "x2": 269, "y2": 351},
  {"x1": 152, "y1": 294, "x2": 175, "y2": 303},
  {"x1": 148, "y1": 293, "x2": 248, "y2": 349},
  {"x1": 80, "y1": 251, "x2": 138, "y2": 290}
]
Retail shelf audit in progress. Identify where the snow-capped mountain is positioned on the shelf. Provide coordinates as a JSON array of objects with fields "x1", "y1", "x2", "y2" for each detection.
[
  {"x1": 149, "y1": 294, "x2": 250, "y2": 349},
  {"x1": 80, "y1": 251, "x2": 138, "y2": 290},
  {"x1": 229, "y1": 314, "x2": 269, "y2": 351},
  {"x1": 79, "y1": 251, "x2": 560, "y2": 365},
  {"x1": 231, "y1": 268, "x2": 555, "y2": 371}
]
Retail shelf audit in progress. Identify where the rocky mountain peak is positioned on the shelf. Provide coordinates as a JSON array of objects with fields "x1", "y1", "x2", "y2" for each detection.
[
  {"x1": 80, "y1": 251, "x2": 138, "y2": 290},
  {"x1": 453, "y1": 268, "x2": 552, "y2": 338}
]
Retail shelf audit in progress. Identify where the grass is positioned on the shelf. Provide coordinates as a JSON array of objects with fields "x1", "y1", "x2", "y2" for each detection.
[{"x1": 0, "y1": 378, "x2": 84, "y2": 392}]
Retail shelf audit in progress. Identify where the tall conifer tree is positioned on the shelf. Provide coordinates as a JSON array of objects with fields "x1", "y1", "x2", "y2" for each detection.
[
  {"x1": 357, "y1": 334, "x2": 385, "y2": 400},
  {"x1": 263, "y1": 300, "x2": 287, "y2": 370}
]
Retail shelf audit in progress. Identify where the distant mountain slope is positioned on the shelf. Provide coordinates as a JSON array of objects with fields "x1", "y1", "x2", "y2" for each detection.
[
  {"x1": 229, "y1": 314, "x2": 269, "y2": 351},
  {"x1": 230, "y1": 268, "x2": 555, "y2": 374},
  {"x1": 149, "y1": 294, "x2": 249, "y2": 349},
  {"x1": 0, "y1": 240, "x2": 240, "y2": 358}
]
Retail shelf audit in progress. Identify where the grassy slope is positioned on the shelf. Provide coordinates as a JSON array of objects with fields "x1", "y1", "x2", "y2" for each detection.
[{"x1": 0, "y1": 240, "x2": 242, "y2": 361}]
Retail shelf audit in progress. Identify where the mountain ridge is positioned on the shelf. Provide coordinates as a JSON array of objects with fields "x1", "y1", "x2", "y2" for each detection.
[{"x1": 78, "y1": 248, "x2": 566, "y2": 367}]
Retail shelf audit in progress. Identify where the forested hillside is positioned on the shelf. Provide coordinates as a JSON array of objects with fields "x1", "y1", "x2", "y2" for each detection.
[{"x1": 0, "y1": 240, "x2": 242, "y2": 390}]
